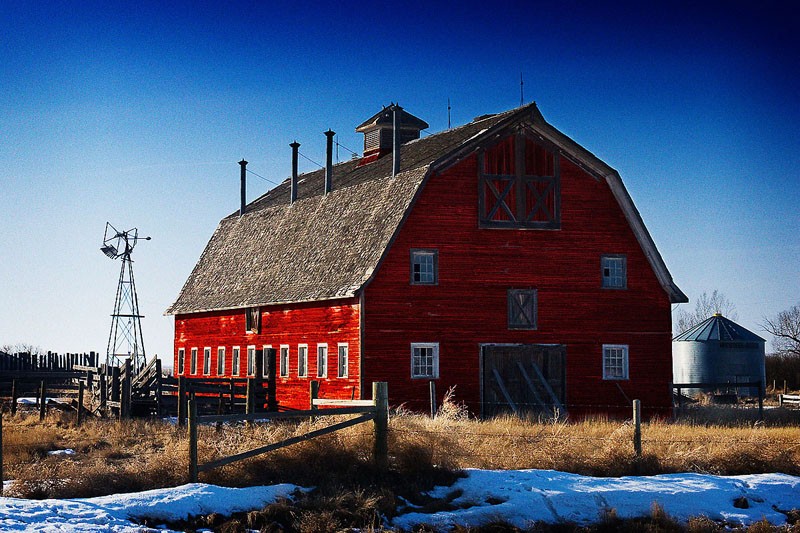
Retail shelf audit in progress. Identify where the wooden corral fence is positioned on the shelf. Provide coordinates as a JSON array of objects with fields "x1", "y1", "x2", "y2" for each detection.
[
  {"x1": 779, "y1": 394, "x2": 800, "y2": 409},
  {"x1": 187, "y1": 382, "x2": 389, "y2": 482},
  {"x1": 673, "y1": 381, "x2": 764, "y2": 420},
  {"x1": 0, "y1": 350, "x2": 282, "y2": 423},
  {"x1": 0, "y1": 351, "x2": 99, "y2": 372}
]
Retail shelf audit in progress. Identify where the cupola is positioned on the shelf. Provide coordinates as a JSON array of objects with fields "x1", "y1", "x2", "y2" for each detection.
[{"x1": 355, "y1": 104, "x2": 429, "y2": 164}]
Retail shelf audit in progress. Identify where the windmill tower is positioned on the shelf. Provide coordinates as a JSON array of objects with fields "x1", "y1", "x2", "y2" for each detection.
[{"x1": 100, "y1": 222, "x2": 150, "y2": 371}]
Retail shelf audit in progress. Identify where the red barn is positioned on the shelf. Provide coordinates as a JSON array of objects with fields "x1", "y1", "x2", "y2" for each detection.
[{"x1": 166, "y1": 103, "x2": 687, "y2": 418}]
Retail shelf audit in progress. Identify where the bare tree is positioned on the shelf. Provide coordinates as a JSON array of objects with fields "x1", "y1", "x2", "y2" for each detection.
[
  {"x1": 674, "y1": 290, "x2": 738, "y2": 335},
  {"x1": 0, "y1": 342, "x2": 45, "y2": 355},
  {"x1": 762, "y1": 303, "x2": 800, "y2": 357}
]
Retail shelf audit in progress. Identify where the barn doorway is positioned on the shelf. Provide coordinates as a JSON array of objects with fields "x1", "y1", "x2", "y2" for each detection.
[{"x1": 481, "y1": 344, "x2": 566, "y2": 419}]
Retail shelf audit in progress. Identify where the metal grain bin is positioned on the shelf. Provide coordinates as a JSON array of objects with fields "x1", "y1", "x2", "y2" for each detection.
[{"x1": 672, "y1": 313, "x2": 765, "y2": 398}]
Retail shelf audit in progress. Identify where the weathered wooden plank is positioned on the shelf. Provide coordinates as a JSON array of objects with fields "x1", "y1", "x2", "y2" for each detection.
[{"x1": 198, "y1": 413, "x2": 375, "y2": 473}]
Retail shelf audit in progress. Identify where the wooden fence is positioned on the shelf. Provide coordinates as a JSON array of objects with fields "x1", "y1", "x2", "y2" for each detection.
[
  {"x1": 187, "y1": 382, "x2": 389, "y2": 482},
  {"x1": 779, "y1": 394, "x2": 800, "y2": 408},
  {"x1": 673, "y1": 380, "x2": 764, "y2": 419}
]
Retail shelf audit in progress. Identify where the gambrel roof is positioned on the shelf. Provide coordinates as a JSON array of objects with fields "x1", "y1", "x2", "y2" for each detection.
[{"x1": 166, "y1": 104, "x2": 686, "y2": 315}]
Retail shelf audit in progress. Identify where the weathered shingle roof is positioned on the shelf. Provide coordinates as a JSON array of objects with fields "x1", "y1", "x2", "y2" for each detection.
[
  {"x1": 166, "y1": 109, "x2": 513, "y2": 315},
  {"x1": 166, "y1": 103, "x2": 686, "y2": 315}
]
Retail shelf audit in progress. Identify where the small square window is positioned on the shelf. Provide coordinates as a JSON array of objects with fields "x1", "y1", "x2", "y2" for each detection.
[
  {"x1": 177, "y1": 348, "x2": 185, "y2": 375},
  {"x1": 280, "y1": 345, "x2": 290, "y2": 378},
  {"x1": 245, "y1": 307, "x2": 260, "y2": 333},
  {"x1": 411, "y1": 343, "x2": 439, "y2": 379},
  {"x1": 217, "y1": 347, "x2": 225, "y2": 375},
  {"x1": 601, "y1": 255, "x2": 627, "y2": 289},
  {"x1": 603, "y1": 344, "x2": 629, "y2": 380},
  {"x1": 411, "y1": 249, "x2": 438, "y2": 285},
  {"x1": 337, "y1": 343, "x2": 349, "y2": 378},
  {"x1": 298, "y1": 345, "x2": 308, "y2": 378},
  {"x1": 508, "y1": 289, "x2": 537, "y2": 329},
  {"x1": 317, "y1": 344, "x2": 328, "y2": 378}
]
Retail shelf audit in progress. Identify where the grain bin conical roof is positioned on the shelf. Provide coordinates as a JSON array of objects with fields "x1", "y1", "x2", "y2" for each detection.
[{"x1": 673, "y1": 314, "x2": 765, "y2": 342}]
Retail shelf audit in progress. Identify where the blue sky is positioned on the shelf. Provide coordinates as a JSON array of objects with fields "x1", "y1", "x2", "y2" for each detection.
[{"x1": 1, "y1": 1, "x2": 798, "y2": 362}]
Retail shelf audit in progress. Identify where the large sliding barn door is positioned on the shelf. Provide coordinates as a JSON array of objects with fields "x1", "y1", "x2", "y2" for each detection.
[{"x1": 481, "y1": 344, "x2": 566, "y2": 418}]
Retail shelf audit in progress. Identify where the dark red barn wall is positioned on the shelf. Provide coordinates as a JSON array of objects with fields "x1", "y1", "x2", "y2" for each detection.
[
  {"x1": 174, "y1": 297, "x2": 361, "y2": 409},
  {"x1": 362, "y1": 143, "x2": 673, "y2": 417}
]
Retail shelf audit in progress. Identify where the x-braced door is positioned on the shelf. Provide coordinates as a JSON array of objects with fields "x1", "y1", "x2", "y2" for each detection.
[{"x1": 481, "y1": 344, "x2": 566, "y2": 419}]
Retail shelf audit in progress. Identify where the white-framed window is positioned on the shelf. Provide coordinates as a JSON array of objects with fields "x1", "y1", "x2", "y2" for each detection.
[
  {"x1": 317, "y1": 343, "x2": 328, "y2": 378},
  {"x1": 602, "y1": 344, "x2": 629, "y2": 380},
  {"x1": 262, "y1": 345, "x2": 272, "y2": 378},
  {"x1": 298, "y1": 344, "x2": 308, "y2": 378},
  {"x1": 190, "y1": 348, "x2": 198, "y2": 375},
  {"x1": 601, "y1": 255, "x2": 627, "y2": 289},
  {"x1": 411, "y1": 249, "x2": 438, "y2": 285},
  {"x1": 177, "y1": 348, "x2": 185, "y2": 375},
  {"x1": 217, "y1": 347, "x2": 225, "y2": 375},
  {"x1": 203, "y1": 347, "x2": 211, "y2": 375},
  {"x1": 247, "y1": 346, "x2": 256, "y2": 376},
  {"x1": 411, "y1": 342, "x2": 439, "y2": 379},
  {"x1": 280, "y1": 345, "x2": 290, "y2": 378},
  {"x1": 337, "y1": 343, "x2": 349, "y2": 378},
  {"x1": 232, "y1": 346, "x2": 241, "y2": 376}
]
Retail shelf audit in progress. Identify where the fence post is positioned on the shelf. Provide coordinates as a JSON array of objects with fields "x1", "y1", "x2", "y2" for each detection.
[
  {"x1": 154, "y1": 358, "x2": 163, "y2": 417},
  {"x1": 188, "y1": 394, "x2": 198, "y2": 483},
  {"x1": 0, "y1": 409, "x2": 3, "y2": 496},
  {"x1": 111, "y1": 366, "x2": 121, "y2": 419},
  {"x1": 758, "y1": 381, "x2": 764, "y2": 421},
  {"x1": 1, "y1": 406, "x2": 4, "y2": 496},
  {"x1": 310, "y1": 381, "x2": 319, "y2": 422},
  {"x1": 633, "y1": 399, "x2": 642, "y2": 458},
  {"x1": 429, "y1": 381, "x2": 437, "y2": 418},
  {"x1": 373, "y1": 382, "x2": 389, "y2": 471},
  {"x1": 246, "y1": 378, "x2": 255, "y2": 416},
  {"x1": 122, "y1": 359, "x2": 132, "y2": 420},
  {"x1": 39, "y1": 380, "x2": 47, "y2": 422},
  {"x1": 10, "y1": 380, "x2": 17, "y2": 416},
  {"x1": 77, "y1": 380, "x2": 85, "y2": 427},
  {"x1": 100, "y1": 365, "x2": 108, "y2": 416},
  {"x1": 177, "y1": 376, "x2": 187, "y2": 427}
]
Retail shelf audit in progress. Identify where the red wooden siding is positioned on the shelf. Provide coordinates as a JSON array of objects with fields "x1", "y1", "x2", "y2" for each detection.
[
  {"x1": 174, "y1": 297, "x2": 361, "y2": 409},
  {"x1": 362, "y1": 139, "x2": 672, "y2": 417}
]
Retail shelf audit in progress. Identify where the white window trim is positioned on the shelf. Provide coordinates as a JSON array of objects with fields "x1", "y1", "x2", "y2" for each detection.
[
  {"x1": 411, "y1": 342, "x2": 440, "y2": 379},
  {"x1": 217, "y1": 347, "x2": 225, "y2": 376},
  {"x1": 602, "y1": 344, "x2": 629, "y2": 380},
  {"x1": 337, "y1": 343, "x2": 349, "y2": 378},
  {"x1": 601, "y1": 254, "x2": 627, "y2": 289},
  {"x1": 190, "y1": 348, "x2": 198, "y2": 375},
  {"x1": 279, "y1": 344, "x2": 290, "y2": 378},
  {"x1": 177, "y1": 348, "x2": 185, "y2": 375},
  {"x1": 317, "y1": 343, "x2": 328, "y2": 378},
  {"x1": 246, "y1": 345, "x2": 257, "y2": 376},
  {"x1": 298, "y1": 344, "x2": 308, "y2": 378},
  {"x1": 232, "y1": 346, "x2": 241, "y2": 376},
  {"x1": 203, "y1": 347, "x2": 212, "y2": 376},
  {"x1": 262, "y1": 345, "x2": 272, "y2": 378}
]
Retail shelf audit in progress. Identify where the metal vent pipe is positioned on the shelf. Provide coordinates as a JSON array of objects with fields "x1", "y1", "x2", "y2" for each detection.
[
  {"x1": 324, "y1": 129, "x2": 335, "y2": 194},
  {"x1": 290, "y1": 141, "x2": 300, "y2": 204},
  {"x1": 392, "y1": 104, "x2": 402, "y2": 177},
  {"x1": 239, "y1": 159, "x2": 248, "y2": 216}
]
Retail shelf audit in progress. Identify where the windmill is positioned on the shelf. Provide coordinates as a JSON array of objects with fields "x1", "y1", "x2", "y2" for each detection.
[{"x1": 101, "y1": 222, "x2": 150, "y2": 371}]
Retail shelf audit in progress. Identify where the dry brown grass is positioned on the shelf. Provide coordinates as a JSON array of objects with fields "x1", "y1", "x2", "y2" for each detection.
[{"x1": 4, "y1": 404, "x2": 800, "y2": 500}]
